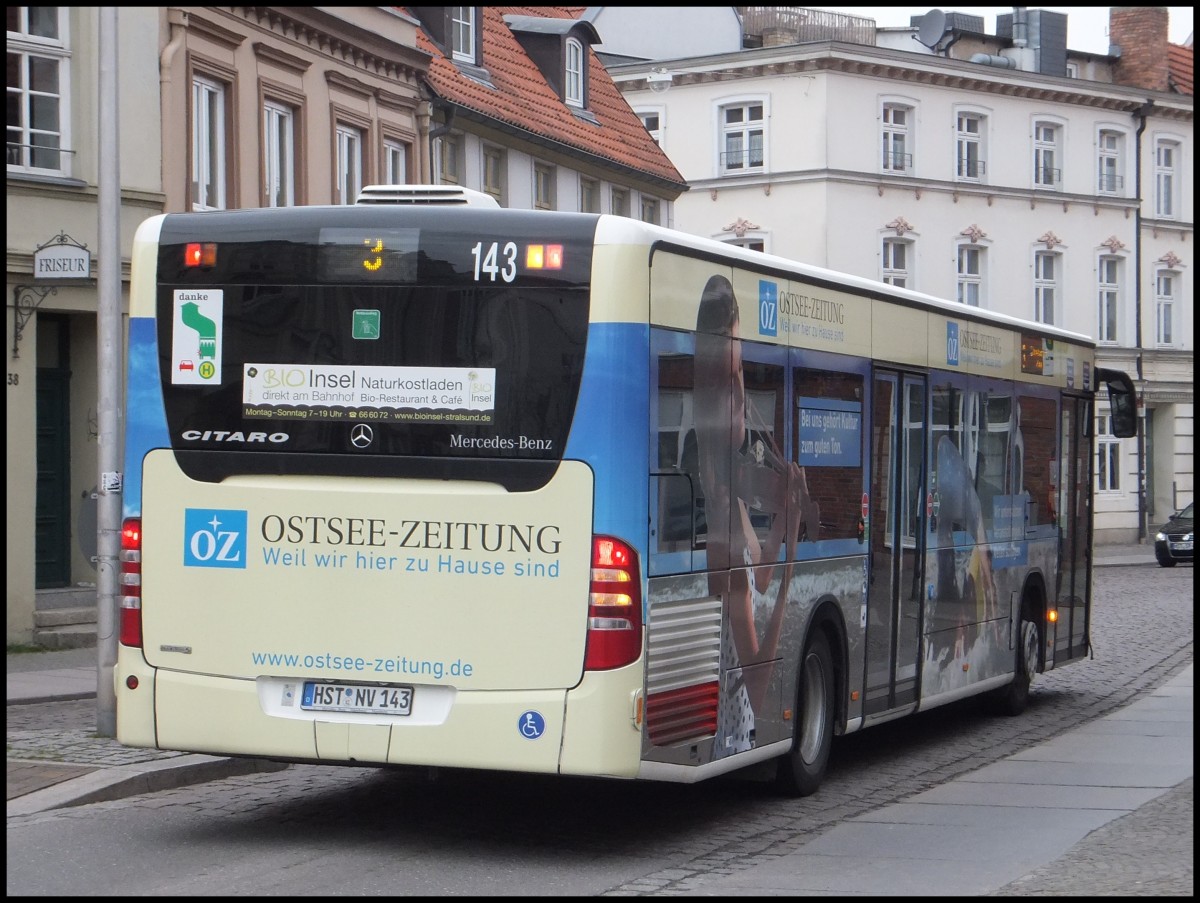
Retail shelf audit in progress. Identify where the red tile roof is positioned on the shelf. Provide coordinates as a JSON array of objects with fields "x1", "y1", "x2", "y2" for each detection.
[
  {"x1": 411, "y1": 6, "x2": 687, "y2": 193},
  {"x1": 1168, "y1": 42, "x2": 1193, "y2": 95}
]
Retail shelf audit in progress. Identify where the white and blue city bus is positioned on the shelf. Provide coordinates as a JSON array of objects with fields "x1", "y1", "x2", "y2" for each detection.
[{"x1": 116, "y1": 187, "x2": 1136, "y2": 796}]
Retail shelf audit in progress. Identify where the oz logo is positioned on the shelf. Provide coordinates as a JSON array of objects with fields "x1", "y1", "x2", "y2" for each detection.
[
  {"x1": 946, "y1": 322, "x2": 960, "y2": 367},
  {"x1": 183, "y1": 508, "x2": 248, "y2": 569},
  {"x1": 758, "y1": 280, "x2": 778, "y2": 337}
]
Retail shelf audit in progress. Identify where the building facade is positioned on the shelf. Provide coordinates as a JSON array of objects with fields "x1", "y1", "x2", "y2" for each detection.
[
  {"x1": 6, "y1": 5, "x2": 685, "y2": 644},
  {"x1": 6, "y1": 6, "x2": 431, "y2": 644},
  {"x1": 603, "y1": 6, "x2": 1193, "y2": 543},
  {"x1": 7, "y1": 7, "x2": 163, "y2": 643}
]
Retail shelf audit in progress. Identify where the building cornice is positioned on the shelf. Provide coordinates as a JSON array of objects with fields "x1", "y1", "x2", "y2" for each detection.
[
  {"x1": 215, "y1": 7, "x2": 431, "y2": 84},
  {"x1": 613, "y1": 41, "x2": 1193, "y2": 122}
]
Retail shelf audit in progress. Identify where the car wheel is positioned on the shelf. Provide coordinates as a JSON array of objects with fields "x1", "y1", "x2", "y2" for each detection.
[
  {"x1": 775, "y1": 630, "x2": 835, "y2": 797},
  {"x1": 1156, "y1": 549, "x2": 1177, "y2": 568}
]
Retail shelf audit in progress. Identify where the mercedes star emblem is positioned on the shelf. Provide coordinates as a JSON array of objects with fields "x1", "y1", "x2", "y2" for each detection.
[{"x1": 350, "y1": 423, "x2": 374, "y2": 449}]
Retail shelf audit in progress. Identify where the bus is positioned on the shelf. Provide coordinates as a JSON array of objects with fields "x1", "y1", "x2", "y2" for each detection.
[{"x1": 116, "y1": 186, "x2": 1137, "y2": 796}]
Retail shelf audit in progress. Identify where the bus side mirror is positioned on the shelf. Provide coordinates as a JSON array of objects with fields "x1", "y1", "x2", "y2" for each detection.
[{"x1": 1096, "y1": 369, "x2": 1137, "y2": 439}]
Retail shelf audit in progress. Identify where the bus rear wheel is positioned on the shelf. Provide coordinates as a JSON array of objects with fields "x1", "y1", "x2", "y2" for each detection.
[{"x1": 775, "y1": 630, "x2": 834, "y2": 797}]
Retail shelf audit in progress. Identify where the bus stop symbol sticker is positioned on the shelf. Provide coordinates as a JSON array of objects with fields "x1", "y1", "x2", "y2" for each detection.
[{"x1": 518, "y1": 710, "x2": 545, "y2": 740}]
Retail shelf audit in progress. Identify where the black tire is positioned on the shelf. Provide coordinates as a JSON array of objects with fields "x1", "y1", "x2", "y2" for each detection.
[
  {"x1": 1156, "y1": 549, "x2": 1177, "y2": 568},
  {"x1": 775, "y1": 630, "x2": 835, "y2": 797},
  {"x1": 991, "y1": 608, "x2": 1039, "y2": 716}
]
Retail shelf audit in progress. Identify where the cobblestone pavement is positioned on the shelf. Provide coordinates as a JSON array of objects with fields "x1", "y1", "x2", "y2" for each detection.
[{"x1": 6, "y1": 699, "x2": 195, "y2": 801}]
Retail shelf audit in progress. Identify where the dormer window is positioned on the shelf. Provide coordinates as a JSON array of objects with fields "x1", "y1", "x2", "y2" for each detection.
[
  {"x1": 565, "y1": 38, "x2": 584, "y2": 108},
  {"x1": 451, "y1": 7, "x2": 476, "y2": 64},
  {"x1": 503, "y1": 14, "x2": 600, "y2": 115}
]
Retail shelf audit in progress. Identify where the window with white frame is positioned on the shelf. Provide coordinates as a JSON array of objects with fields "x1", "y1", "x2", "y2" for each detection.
[
  {"x1": 192, "y1": 74, "x2": 228, "y2": 211},
  {"x1": 384, "y1": 139, "x2": 407, "y2": 185},
  {"x1": 565, "y1": 37, "x2": 583, "y2": 108},
  {"x1": 726, "y1": 237, "x2": 765, "y2": 252},
  {"x1": 263, "y1": 100, "x2": 295, "y2": 208},
  {"x1": 882, "y1": 103, "x2": 912, "y2": 173},
  {"x1": 1095, "y1": 413, "x2": 1121, "y2": 492},
  {"x1": 450, "y1": 7, "x2": 476, "y2": 64},
  {"x1": 534, "y1": 161, "x2": 555, "y2": 210},
  {"x1": 1097, "y1": 255, "x2": 1121, "y2": 344},
  {"x1": 1097, "y1": 129, "x2": 1123, "y2": 194},
  {"x1": 1033, "y1": 251, "x2": 1058, "y2": 324},
  {"x1": 720, "y1": 101, "x2": 764, "y2": 174},
  {"x1": 336, "y1": 123, "x2": 362, "y2": 205},
  {"x1": 580, "y1": 176, "x2": 599, "y2": 213},
  {"x1": 637, "y1": 110, "x2": 661, "y2": 144},
  {"x1": 482, "y1": 145, "x2": 505, "y2": 203},
  {"x1": 1154, "y1": 139, "x2": 1179, "y2": 219},
  {"x1": 882, "y1": 238, "x2": 910, "y2": 287},
  {"x1": 957, "y1": 245, "x2": 984, "y2": 306},
  {"x1": 1033, "y1": 121, "x2": 1060, "y2": 188},
  {"x1": 7, "y1": 6, "x2": 69, "y2": 175},
  {"x1": 1155, "y1": 270, "x2": 1178, "y2": 346},
  {"x1": 956, "y1": 112, "x2": 985, "y2": 181}
]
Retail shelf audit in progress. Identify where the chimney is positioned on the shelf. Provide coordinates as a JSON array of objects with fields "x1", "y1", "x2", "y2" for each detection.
[{"x1": 1110, "y1": 6, "x2": 1171, "y2": 92}]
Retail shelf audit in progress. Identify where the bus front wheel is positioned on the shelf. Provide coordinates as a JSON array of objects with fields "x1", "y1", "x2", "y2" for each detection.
[{"x1": 775, "y1": 630, "x2": 835, "y2": 797}]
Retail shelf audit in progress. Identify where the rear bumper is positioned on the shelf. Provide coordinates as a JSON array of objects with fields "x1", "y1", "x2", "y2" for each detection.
[{"x1": 117, "y1": 647, "x2": 644, "y2": 778}]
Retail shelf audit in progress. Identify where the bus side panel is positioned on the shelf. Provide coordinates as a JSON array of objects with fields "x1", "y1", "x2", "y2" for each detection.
[
  {"x1": 564, "y1": 318, "x2": 651, "y2": 548},
  {"x1": 642, "y1": 557, "x2": 864, "y2": 771},
  {"x1": 123, "y1": 316, "x2": 171, "y2": 519}
]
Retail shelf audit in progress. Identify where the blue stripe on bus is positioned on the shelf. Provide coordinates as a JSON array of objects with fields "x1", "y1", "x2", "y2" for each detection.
[
  {"x1": 124, "y1": 317, "x2": 170, "y2": 518},
  {"x1": 565, "y1": 321, "x2": 650, "y2": 550}
]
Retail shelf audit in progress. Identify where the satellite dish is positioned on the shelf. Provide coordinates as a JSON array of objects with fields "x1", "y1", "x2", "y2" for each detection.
[{"x1": 916, "y1": 9, "x2": 949, "y2": 50}]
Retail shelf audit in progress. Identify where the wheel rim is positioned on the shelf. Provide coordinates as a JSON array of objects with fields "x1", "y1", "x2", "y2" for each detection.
[
  {"x1": 798, "y1": 649, "x2": 828, "y2": 765},
  {"x1": 1019, "y1": 618, "x2": 1039, "y2": 682}
]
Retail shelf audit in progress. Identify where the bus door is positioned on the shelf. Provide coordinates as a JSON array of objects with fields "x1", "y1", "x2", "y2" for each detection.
[
  {"x1": 1056, "y1": 394, "x2": 1093, "y2": 663},
  {"x1": 864, "y1": 369, "x2": 927, "y2": 715}
]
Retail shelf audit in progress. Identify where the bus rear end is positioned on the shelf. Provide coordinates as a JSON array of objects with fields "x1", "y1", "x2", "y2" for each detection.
[{"x1": 116, "y1": 203, "x2": 647, "y2": 778}]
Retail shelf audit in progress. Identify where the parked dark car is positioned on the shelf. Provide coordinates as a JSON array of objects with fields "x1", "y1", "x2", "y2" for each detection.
[{"x1": 1154, "y1": 502, "x2": 1194, "y2": 567}]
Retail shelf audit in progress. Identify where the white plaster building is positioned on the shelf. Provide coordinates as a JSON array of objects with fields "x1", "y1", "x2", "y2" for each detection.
[{"x1": 598, "y1": 6, "x2": 1193, "y2": 543}]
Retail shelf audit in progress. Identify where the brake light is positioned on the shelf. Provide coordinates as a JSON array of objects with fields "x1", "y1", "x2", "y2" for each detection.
[
  {"x1": 184, "y1": 242, "x2": 217, "y2": 267},
  {"x1": 119, "y1": 517, "x2": 143, "y2": 647},
  {"x1": 584, "y1": 535, "x2": 643, "y2": 670}
]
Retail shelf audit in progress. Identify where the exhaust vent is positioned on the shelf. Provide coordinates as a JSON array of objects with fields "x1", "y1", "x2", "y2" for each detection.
[{"x1": 355, "y1": 184, "x2": 500, "y2": 207}]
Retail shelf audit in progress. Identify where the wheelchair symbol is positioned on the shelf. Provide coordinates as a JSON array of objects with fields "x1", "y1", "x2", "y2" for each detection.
[{"x1": 518, "y1": 710, "x2": 545, "y2": 740}]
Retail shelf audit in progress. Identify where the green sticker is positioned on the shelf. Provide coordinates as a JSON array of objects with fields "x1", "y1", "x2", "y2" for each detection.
[{"x1": 353, "y1": 309, "x2": 380, "y2": 340}]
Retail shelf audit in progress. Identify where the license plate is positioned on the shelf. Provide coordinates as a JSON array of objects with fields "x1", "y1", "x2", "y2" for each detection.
[
  {"x1": 301, "y1": 682, "x2": 413, "y2": 715},
  {"x1": 1170, "y1": 540, "x2": 1193, "y2": 551}
]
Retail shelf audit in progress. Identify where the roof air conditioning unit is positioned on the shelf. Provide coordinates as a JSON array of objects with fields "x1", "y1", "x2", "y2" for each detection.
[{"x1": 355, "y1": 185, "x2": 500, "y2": 207}]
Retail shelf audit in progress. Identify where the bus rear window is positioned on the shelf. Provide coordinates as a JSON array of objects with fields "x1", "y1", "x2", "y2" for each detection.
[{"x1": 157, "y1": 282, "x2": 589, "y2": 462}]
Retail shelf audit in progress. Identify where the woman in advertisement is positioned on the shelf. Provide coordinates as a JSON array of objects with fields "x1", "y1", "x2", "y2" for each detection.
[{"x1": 693, "y1": 274, "x2": 819, "y2": 755}]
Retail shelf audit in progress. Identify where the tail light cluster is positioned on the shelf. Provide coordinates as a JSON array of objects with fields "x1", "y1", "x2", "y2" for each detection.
[
  {"x1": 119, "y1": 517, "x2": 144, "y2": 648},
  {"x1": 584, "y1": 535, "x2": 643, "y2": 671}
]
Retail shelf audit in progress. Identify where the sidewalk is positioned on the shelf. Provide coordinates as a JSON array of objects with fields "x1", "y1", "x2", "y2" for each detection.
[{"x1": 7, "y1": 544, "x2": 1191, "y2": 895}]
